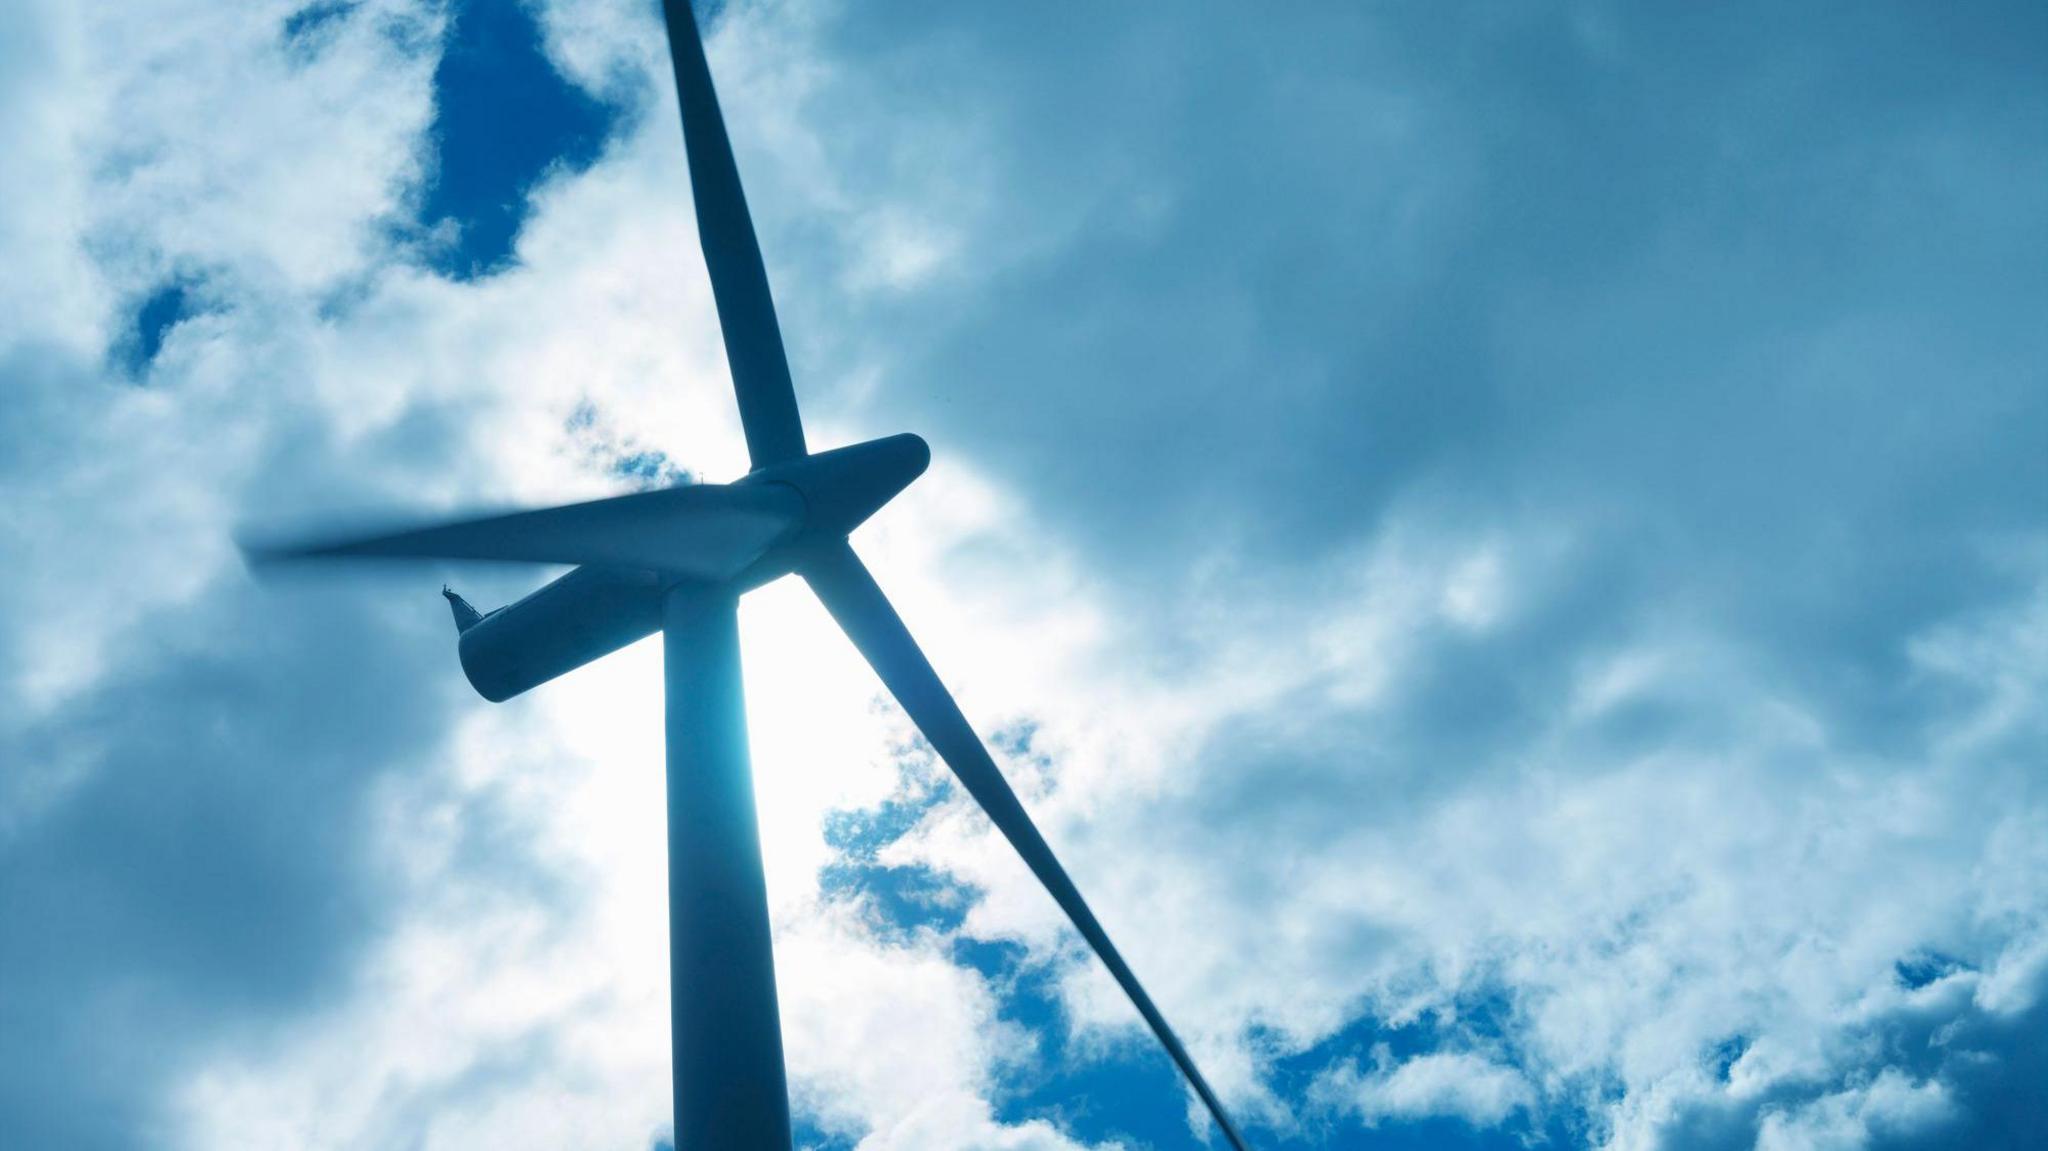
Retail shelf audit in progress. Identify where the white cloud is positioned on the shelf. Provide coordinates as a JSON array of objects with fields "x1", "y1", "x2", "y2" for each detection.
[
  {"x1": 861, "y1": 501, "x2": 2048, "y2": 1146},
  {"x1": 1312, "y1": 1047, "x2": 1533, "y2": 1128},
  {"x1": 1755, "y1": 1070, "x2": 1954, "y2": 1151}
]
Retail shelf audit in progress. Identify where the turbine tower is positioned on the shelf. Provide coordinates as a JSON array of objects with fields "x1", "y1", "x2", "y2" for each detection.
[{"x1": 250, "y1": 4, "x2": 1250, "y2": 1148}]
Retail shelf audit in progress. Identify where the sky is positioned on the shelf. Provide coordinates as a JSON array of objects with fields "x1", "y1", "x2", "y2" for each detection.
[{"x1": 2, "y1": 1, "x2": 2046, "y2": 1149}]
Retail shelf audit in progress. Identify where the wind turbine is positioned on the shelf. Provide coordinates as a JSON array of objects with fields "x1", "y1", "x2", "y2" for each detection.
[{"x1": 249, "y1": 4, "x2": 1251, "y2": 1149}]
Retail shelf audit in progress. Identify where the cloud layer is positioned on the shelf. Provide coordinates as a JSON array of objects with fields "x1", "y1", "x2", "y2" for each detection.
[{"x1": 3, "y1": 2, "x2": 2045, "y2": 1149}]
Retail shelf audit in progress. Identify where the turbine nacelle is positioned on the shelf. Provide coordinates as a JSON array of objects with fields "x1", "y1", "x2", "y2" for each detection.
[{"x1": 457, "y1": 564, "x2": 666, "y2": 702}]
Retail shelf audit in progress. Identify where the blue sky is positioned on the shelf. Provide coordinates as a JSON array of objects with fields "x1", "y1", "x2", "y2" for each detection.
[{"x1": 3, "y1": 1, "x2": 2047, "y2": 1148}]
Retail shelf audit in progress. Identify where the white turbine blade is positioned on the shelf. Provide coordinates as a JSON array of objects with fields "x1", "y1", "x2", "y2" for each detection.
[
  {"x1": 801, "y1": 539, "x2": 1255, "y2": 1151},
  {"x1": 661, "y1": 0, "x2": 808, "y2": 468},
  {"x1": 243, "y1": 482, "x2": 803, "y2": 581}
]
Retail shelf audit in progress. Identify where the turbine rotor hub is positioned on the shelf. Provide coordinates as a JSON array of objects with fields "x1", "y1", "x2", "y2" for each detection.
[{"x1": 742, "y1": 432, "x2": 930, "y2": 543}]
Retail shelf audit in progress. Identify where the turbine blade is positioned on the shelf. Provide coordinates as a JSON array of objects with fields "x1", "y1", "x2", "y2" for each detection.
[
  {"x1": 661, "y1": 0, "x2": 808, "y2": 468},
  {"x1": 801, "y1": 541, "x2": 1253, "y2": 1151},
  {"x1": 243, "y1": 482, "x2": 803, "y2": 580}
]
